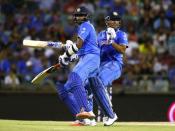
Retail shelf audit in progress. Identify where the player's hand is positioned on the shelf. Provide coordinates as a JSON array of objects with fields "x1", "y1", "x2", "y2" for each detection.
[
  {"x1": 107, "y1": 27, "x2": 116, "y2": 39},
  {"x1": 106, "y1": 27, "x2": 116, "y2": 44},
  {"x1": 70, "y1": 54, "x2": 79, "y2": 62},
  {"x1": 58, "y1": 53, "x2": 69, "y2": 66},
  {"x1": 63, "y1": 40, "x2": 78, "y2": 56},
  {"x1": 64, "y1": 40, "x2": 74, "y2": 50}
]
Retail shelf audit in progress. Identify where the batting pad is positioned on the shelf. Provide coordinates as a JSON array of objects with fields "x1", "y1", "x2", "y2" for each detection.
[{"x1": 89, "y1": 77, "x2": 115, "y2": 118}]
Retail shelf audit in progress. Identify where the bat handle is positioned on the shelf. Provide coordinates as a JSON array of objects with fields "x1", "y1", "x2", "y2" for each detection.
[
  {"x1": 47, "y1": 42, "x2": 63, "y2": 48},
  {"x1": 54, "y1": 63, "x2": 61, "y2": 69}
]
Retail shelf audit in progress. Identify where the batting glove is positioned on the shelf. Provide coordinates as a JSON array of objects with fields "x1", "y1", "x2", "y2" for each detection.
[
  {"x1": 58, "y1": 53, "x2": 70, "y2": 66},
  {"x1": 106, "y1": 27, "x2": 116, "y2": 44},
  {"x1": 70, "y1": 54, "x2": 79, "y2": 62},
  {"x1": 64, "y1": 40, "x2": 78, "y2": 56},
  {"x1": 63, "y1": 40, "x2": 74, "y2": 50}
]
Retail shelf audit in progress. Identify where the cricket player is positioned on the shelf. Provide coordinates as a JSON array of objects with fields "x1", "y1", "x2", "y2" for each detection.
[
  {"x1": 77, "y1": 11, "x2": 128, "y2": 126},
  {"x1": 56, "y1": 6, "x2": 100, "y2": 124}
]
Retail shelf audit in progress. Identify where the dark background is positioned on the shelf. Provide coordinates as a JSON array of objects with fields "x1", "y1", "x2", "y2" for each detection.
[{"x1": 0, "y1": 93, "x2": 174, "y2": 121}]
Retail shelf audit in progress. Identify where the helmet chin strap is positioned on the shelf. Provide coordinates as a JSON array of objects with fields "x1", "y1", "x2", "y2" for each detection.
[
  {"x1": 74, "y1": 16, "x2": 88, "y2": 25},
  {"x1": 106, "y1": 21, "x2": 120, "y2": 29}
]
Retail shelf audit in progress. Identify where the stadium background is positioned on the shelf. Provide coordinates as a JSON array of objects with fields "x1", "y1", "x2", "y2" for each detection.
[{"x1": 0, "y1": 0, "x2": 175, "y2": 122}]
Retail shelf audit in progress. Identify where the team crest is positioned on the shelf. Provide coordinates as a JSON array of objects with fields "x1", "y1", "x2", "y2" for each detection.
[
  {"x1": 80, "y1": 28, "x2": 86, "y2": 34},
  {"x1": 113, "y1": 12, "x2": 118, "y2": 16}
]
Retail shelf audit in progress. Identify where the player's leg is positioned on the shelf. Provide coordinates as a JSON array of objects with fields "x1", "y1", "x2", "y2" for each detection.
[
  {"x1": 84, "y1": 80, "x2": 93, "y2": 112},
  {"x1": 98, "y1": 61, "x2": 122, "y2": 87},
  {"x1": 70, "y1": 80, "x2": 96, "y2": 126},
  {"x1": 70, "y1": 79, "x2": 96, "y2": 126},
  {"x1": 97, "y1": 86, "x2": 113, "y2": 122},
  {"x1": 99, "y1": 61, "x2": 122, "y2": 125},
  {"x1": 85, "y1": 81, "x2": 97, "y2": 126},
  {"x1": 56, "y1": 71, "x2": 94, "y2": 119},
  {"x1": 88, "y1": 77, "x2": 115, "y2": 118},
  {"x1": 73, "y1": 54, "x2": 100, "y2": 118},
  {"x1": 83, "y1": 64, "x2": 100, "y2": 115},
  {"x1": 56, "y1": 82, "x2": 80, "y2": 116},
  {"x1": 61, "y1": 54, "x2": 99, "y2": 119},
  {"x1": 90, "y1": 61, "x2": 122, "y2": 126},
  {"x1": 56, "y1": 71, "x2": 95, "y2": 119}
]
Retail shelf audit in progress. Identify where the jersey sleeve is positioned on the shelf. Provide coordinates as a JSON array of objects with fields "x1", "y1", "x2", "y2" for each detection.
[
  {"x1": 114, "y1": 32, "x2": 128, "y2": 46},
  {"x1": 78, "y1": 24, "x2": 90, "y2": 41}
]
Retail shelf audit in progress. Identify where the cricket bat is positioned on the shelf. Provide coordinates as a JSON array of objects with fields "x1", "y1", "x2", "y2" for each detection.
[
  {"x1": 23, "y1": 39, "x2": 63, "y2": 49},
  {"x1": 31, "y1": 64, "x2": 61, "y2": 84}
]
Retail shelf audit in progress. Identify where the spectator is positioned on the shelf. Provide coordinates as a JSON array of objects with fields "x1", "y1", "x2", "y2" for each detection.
[
  {"x1": 139, "y1": 37, "x2": 156, "y2": 56},
  {"x1": 168, "y1": 64, "x2": 175, "y2": 89},
  {"x1": 0, "y1": 49, "x2": 11, "y2": 74},
  {"x1": 153, "y1": 56, "x2": 168, "y2": 74},
  {"x1": 126, "y1": 0, "x2": 139, "y2": 20},
  {"x1": 153, "y1": 10, "x2": 171, "y2": 30},
  {"x1": 167, "y1": 22, "x2": 175, "y2": 56},
  {"x1": 153, "y1": 27, "x2": 168, "y2": 54},
  {"x1": 139, "y1": 75, "x2": 154, "y2": 92},
  {"x1": 4, "y1": 65, "x2": 20, "y2": 88},
  {"x1": 112, "y1": 0, "x2": 127, "y2": 16},
  {"x1": 0, "y1": 0, "x2": 175, "y2": 93},
  {"x1": 153, "y1": 73, "x2": 169, "y2": 92},
  {"x1": 38, "y1": 0, "x2": 55, "y2": 11}
]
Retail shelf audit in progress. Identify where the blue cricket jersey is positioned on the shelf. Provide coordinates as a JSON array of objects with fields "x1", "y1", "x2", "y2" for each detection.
[
  {"x1": 97, "y1": 29, "x2": 128, "y2": 64},
  {"x1": 77, "y1": 21, "x2": 100, "y2": 56}
]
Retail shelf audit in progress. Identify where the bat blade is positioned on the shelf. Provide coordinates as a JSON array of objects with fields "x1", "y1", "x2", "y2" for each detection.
[
  {"x1": 23, "y1": 40, "x2": 62, "y2": 49},
  {"x1": 23, "y1": 40, "x2": 48, "y2": 48},
  {"x1": 31, "y1": 64, "x2": 60, "y2": 84}
]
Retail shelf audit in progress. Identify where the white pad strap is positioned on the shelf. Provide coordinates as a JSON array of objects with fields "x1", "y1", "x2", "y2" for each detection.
[{"x1": 67, "y1": 44, "x2": 78, "y2": 56}]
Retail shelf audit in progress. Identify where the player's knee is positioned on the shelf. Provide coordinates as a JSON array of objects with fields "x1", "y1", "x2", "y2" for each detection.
[
  {"x1": 99, "y1": 75, "x2": 112, "y2": 87},
  {"x1": 64, "y1": 72, "x2": 83, "y2": 92},
  {"x1": 100, "y1": 79, "x2": 108, "y2": 87}
]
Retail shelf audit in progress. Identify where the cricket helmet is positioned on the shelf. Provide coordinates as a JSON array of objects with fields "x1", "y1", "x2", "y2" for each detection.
[
  {"x1": 73, "y1": 6, "x2": 89, "y2": 24},
  {"x1": 105, "y1": 11, "x2": 121, "y2": 21}
]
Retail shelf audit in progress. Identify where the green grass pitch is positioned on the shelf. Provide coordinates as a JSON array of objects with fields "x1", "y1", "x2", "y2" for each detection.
[{"x1": 0, "y1": 119, "x2": 174, "y2": 131}]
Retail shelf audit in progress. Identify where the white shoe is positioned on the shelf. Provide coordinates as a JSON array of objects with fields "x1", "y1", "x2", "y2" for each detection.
[
  {"x1": 83, "y1": 119, "x2": 96, "y2": 126},
  {"x1": 71, "y1": 119, "x2": 96, "y2": 126},
  {"x1": 103, "y1": 113, "x2": 118, "y2": 126},
  {"x1": 89, "y1": 119, "x2": 97, "y2": 126}
]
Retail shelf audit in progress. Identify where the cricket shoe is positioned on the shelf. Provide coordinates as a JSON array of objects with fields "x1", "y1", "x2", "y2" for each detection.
[
  {"x1": 70, "y1": 120, "x2": 84, "y2": 126},
  {"x1": 71, "y1": 119, "x2": 96, "y2": 126},
  {"x1": 87, "y1": 119, "x2": 96, "y2": 126},
  {"x1": 83, "y1": 119, "x2": 96, "y2": 126},
  {"x1": 103, "y1": 113, "x2": 118, "y2": 126},
  {"x1": 76, "y1": 111, "x2": 96, "y2": 119}
]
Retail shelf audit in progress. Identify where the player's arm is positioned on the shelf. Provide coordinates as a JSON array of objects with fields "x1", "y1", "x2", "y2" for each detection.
[
  {"x1": 59, "y1": 25, "x2": 89, "y2": 66},
  {"x1": 111, "y1": 43, "x2": 127, "y2": 54},
  {"x1": 58, "y1": 34, "x2": 84, "y2": 66},
  {"x1": 65, "y1": 24, "x2": 89, "y2": 56},
  {"x1": 107, "y1": 28, "x2": 128, "y2": 54},
  {"x1": 64, "y1": 35, "x2": 84, "y2": 57},
  {"x1": 76, "y1": 37, "x2": 83, "y2": 48}
]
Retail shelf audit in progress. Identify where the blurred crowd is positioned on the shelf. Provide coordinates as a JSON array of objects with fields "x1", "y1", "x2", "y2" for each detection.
[{"x1": 0, "y1": 0, "x2": 175, "y2": 93}]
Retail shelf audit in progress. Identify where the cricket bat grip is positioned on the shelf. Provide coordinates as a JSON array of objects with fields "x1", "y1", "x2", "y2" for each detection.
[
  {"x1": 53, "y1": 63, "x2": 61, "y2": 69},
  {"x1": 47, "y1": 63, "x2": 61, "y2": 73},
  {"x1": 47, "y1": 41, "x2": 63, "y2": 48}
]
